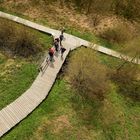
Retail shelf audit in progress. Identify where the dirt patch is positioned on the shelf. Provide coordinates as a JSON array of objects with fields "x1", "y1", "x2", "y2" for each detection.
[
  {"x1": 51, "y1": 115, "x2": 72, "y2": 134},
  {"x1": 31, "y1": 115, "x2": 72, "y2": 139}
]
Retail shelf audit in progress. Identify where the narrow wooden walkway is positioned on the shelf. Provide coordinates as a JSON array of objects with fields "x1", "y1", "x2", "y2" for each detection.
[
  {"x1": 0, "y1": 41, "x2": 71, "y2": 137},
  {"x1": 0, "y1": 11, "x2": 140, "y2": 137}
]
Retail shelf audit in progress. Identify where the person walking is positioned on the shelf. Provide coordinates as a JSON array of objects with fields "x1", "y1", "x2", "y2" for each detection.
[
  {"x1": 48, "y1": 47, "x2": 55, "y2": 62},
  {"x1": 60, "y1": 45, "x2": 66, "y2": 57},
  {"x1": 59, "y1": 28, "x2": 65, "y2": 46},
  {"x1": 61, "y1": 27, "x2": 65, "y2": 35},
  {"x1": 59, "y1": 33, "x2": 64, "y2": 46},
  {"x1": 54, "y1": 38, "x2": 59, "y2": 52},
  {"x1": 38, "y1": 47, "x2": 55, "y2": 72}
]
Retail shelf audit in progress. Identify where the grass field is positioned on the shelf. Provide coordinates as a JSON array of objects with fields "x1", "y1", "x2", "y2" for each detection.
[
  {"x1": 0, "y1": 8, "x2": 139, "y2": 140},
  {"x1": 1, "y1": 49, "x2": 140, "y2": 140}
]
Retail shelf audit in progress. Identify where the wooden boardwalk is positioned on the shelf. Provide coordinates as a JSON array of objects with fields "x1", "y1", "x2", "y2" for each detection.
[
  {"x1": 0, "y1": 41, "x2": 71, "y2": 137},
  {"x1": 0, "y1": 11, "x2": 140, "y2": 137}
]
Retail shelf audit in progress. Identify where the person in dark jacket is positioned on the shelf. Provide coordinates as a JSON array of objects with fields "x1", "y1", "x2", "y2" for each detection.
[
  {"x1": 59, "y1": 34, "x2": 64, "y2": 46},
  {"x1": 54, "y1": 38, "x2": 59, "y2": 52},
  {"x1": 60, "y1": 45, "x2": 66, "y2": 57}
]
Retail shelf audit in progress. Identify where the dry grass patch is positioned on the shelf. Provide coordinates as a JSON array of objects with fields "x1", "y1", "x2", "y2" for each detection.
[
  {"x1": 1, "y1": 0, "x2": 138, "y2": 37},
  {"x1": 98, "y1": 22, "x2": 136, "y2": 44},
  {"x1": 51, "y1": 115, "x2": 72, "y2": 134},
  {"x1": 31, "y1": 115, "x2": 72, "y2": 140}
]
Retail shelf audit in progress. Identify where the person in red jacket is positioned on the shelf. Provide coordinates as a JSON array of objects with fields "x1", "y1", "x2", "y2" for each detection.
[{"x1": 48, "y1": 47, "x2": 55, "y2": 62}]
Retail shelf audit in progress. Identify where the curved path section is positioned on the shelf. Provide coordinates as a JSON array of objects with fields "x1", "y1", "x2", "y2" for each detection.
[
  {"x1": 0, "y1": 41, "x2": 70, "y2": 137},
  {"x1": 0, "y1": 11, "x2": 140, "y2": 137}
]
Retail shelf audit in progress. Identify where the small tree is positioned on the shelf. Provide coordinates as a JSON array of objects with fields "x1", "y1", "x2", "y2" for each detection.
[
  {"x1": 67, "y1": 48, "x2": 110, "y2": 101},
  {"x1": 117, "y1": 37, "x2": 140, "y2": 71},
  {"x1": 15, "y1": 28, "x2": 42, "y2": 57},
  {"x1": 122, "y1": 38, "x2": 140, "y2": 63},
  {"x1": 87, "y1": 0, "x2": 113, "y2": 26},
  {"x1": 0, "y1": 18, "x2": 43, "y2": 58},
  {"x1": 112, "y1": 0, "x2": 140, "y2": 20},
  {"x1": 112, "y1": 63, "x2": 140, "y2": 101},
  {"x1": 112, "y1": 38, "x2": 140, "y2": 101}
]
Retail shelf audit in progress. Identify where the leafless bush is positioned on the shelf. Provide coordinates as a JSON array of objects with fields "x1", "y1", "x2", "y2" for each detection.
[
  {"x1": 111, "y1": 63, "x2": 140, "y2": 101},
  {"x1": 14, "y1": 28, "x2": 42, "y2": 57},
  {"x1": 0, "y1": 18, "x2": 42, "y2": 57},
  {"x1": 67, "y1": 48, "x2": 110, "y2": 101}
]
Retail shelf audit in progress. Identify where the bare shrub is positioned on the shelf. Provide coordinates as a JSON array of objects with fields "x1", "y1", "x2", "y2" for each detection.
[
  {"x1": 112, "y1": 64, "x2": 140, "y2": 101},
  {"x1": 121, "y1": 37, "x2": 140, "y2": 63},
  {"x1": 67, "y1": 48, "x2": 110, "y2": 101},
  {"x1": 89, "y1": 14, "x2": 101, "y2": 27},
  {"x1": 0, "y1": 18, "x2": 43, "y2": 57},
  {"x1": 109, "y1": 36, "x2": 140, "y2": 101},
  {"x1": 112, "y1": 0, "x2": 140, "y2": 21},
  {"x1": 0, "y1": 19, "x2": 16, "y2": 51},
  {"x1": 14, "y1": 28, "x2": 42, "y2": 57}
]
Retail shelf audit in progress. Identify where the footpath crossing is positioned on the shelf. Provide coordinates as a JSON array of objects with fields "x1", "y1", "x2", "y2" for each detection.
[{"x1": 0, "y1": 11, "x2": 140, "y2": 137}]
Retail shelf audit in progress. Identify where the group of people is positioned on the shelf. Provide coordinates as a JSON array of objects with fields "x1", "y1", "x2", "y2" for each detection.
[
  {"x1": 48, "y1": 29, "x2": 66, "y2": 62},
  {"x1": 39, "y1": 29, "x2": 66, "y2": 72}
]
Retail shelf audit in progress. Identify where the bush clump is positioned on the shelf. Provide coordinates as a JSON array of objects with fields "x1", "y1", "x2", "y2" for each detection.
[
  {"x1": 67, "y1": 48, "x2": 110, "y2": 101},
  {"x1": 0, "y1": 18, "x2": 43, "y2": 58},
  {"x1": 111, "y1": 64, "x2": 140, "y2": 101},
  {"x1": 14, "y1": 29, "x2": 42, "y2": 57}
]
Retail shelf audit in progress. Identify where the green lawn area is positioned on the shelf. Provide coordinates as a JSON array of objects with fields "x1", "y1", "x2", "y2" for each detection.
[
  {"x1": 0, "y1": 57, "x2": 38, "y2": 110},
  {"x1": 1, "y1": 49, "x2": 140, "y2": 140}
]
